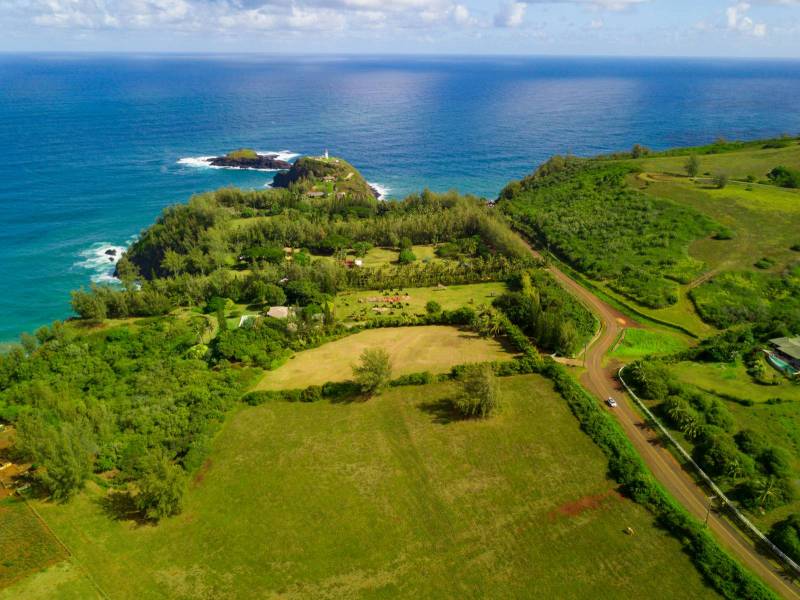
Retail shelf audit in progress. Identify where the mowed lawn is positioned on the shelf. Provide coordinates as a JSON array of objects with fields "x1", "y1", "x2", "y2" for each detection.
[
  {"x1": 14, "y1": 375, "x2": 718, "y2": 599},
  {"x1": 257, "y1": 325, "x2": 512, "y2": 390}
]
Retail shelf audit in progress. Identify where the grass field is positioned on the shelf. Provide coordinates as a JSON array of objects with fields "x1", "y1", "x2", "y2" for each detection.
[
  {"x1": 640, "y1": 177, "x2": 800, "y2": 276},
  {"x1": 7, "y1": 375, "x2": 718, "y2": 599},
  {"x1": 335, "y1": 282, "x2": 506, "y2": 323},
  {"x1": 609, "y1": 328, "x2": 689, "y2": 360},
  {"x1": 614, "y1": 145, "x2": 800, "y2": 333},
  {"x1": 256, "y1": 325, "x2": 512, "y2": 390},
  {"x1": 670, "y1": 360, "x2": 800, "y2": 405},
  {"x1": 636, "y1": 142, "x2": 800, "y2": 180},
  {"x1": 0, "y1": 498, "x2": 67, "y2": 589}
]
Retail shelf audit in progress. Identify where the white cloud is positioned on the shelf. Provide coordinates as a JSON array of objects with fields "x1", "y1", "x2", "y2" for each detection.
[
  {"x1": 589, "y1": 17, "x2": 603, "y2": 28},
  {"x1": 494, "y1": 1, "x2": 526, "y2": 27},
  {"x1": 22, "y1": 0, "x2": 480, "y2": 33},
  {"x1": 525, "y1": 0, "x2": 648, "y2": 11},
  {"x1": 726, "y1": 1, "x2": 767, "y2": 36}
]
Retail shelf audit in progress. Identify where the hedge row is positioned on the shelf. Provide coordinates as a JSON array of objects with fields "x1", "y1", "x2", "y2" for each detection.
[{"x1": 541, "y1": 359, "x2": 777, "y2": 600}]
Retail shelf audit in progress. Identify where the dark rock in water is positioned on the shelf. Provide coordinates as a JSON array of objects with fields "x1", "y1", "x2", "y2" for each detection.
[
  {"x1": 209, "y1": 153, "x2": 292, "y2": 170},
  {"x1": 108, "y1": 257, "x2": 115, "y2": 262},
  {"x1": 105, "y1": 248, "x2": 117, "y2": 256},
  {"x1": 369, "y1": 185, "x2": 381, "y2": 199}
]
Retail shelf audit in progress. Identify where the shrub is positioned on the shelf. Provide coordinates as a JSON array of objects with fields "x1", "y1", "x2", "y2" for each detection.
[
  {"x1": 397, "y1": 248, "x2": 416, "y2": 264},
  {"x1": 391, "y1": 371, "x2": 434, "y2": 386},
  {"x1": 754, "y1": 257, "x2": 774, "y2": 270},
  {"x1": 770, "y1": 514, "x2": 800, "y2": 563},
  {"x1": 300, "y1": 385, "x2": 323, "y2": 403},
  {"x1": 453, "y1": 363, "x2": 498, "y2": 418},
  {"x1": 425, "y1": 300, "x2": 442, "y2": 315},
  {"x1": 768, "y1": 166, "x2": 800, "y2": 189}
]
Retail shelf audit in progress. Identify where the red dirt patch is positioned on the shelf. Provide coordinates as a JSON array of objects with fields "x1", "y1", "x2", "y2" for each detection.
[
  {"x1": 549, "y1": 489, "x2": 622, "y2": 520},
  {"x1": 193, "y1": 459, "x2": 213, "y2": 486}
]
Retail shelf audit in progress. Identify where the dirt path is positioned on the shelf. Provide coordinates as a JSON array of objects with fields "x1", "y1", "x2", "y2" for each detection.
[{"x1": 531, "y1": 248, "x2": 800, "y2": 599}]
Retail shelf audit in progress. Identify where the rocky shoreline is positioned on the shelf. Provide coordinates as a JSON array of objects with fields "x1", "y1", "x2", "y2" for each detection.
[{"x1": 209, "y1": 153, "x2": 292, "y2": 170}]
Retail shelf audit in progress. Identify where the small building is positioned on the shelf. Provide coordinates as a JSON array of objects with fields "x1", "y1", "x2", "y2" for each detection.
[
  {"x1": 768, "y1": 337, "x2": 800, "y2": 375},
  {"x1": 322, "y1": 175, "x2": 336, "y2": 183},
  {"x1": 267, "y1": 306, "x2": 290, "y2": 319},
  {"x1": 306, "y1": 191, "x2": 325, "y2": 198}
]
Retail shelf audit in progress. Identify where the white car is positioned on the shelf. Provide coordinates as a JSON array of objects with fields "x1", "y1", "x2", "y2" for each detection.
[{"x1": 606, "y1": 397, "x2": 618, "y2": 408}]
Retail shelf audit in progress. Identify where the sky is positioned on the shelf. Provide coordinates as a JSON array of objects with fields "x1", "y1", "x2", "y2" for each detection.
[{"x1": 1, "y1": 0, "x2": 799, "y2": 57}]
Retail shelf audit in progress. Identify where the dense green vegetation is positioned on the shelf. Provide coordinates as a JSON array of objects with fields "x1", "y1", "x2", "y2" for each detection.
[
  {"x1": 0, "y1": 318, "x2": 257, "y2": 507},
  {"x1": 689, "y1": 264, "x2": 800, "y2": 332},
  {"x1": 498, "y1": 157, "x2": 719, "y2": 308},
  {"x1": 225, "y1": 148, "x2": 258, "y2": 160},
  {"x1": 623, "y1": 323, "x2": 800, "y2": 522}
]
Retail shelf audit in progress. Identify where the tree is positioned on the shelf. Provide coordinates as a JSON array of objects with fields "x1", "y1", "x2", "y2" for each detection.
[
  {"x1": 352, "y1": 348, "x2": 392, "y2": 394},
  {"x1": 685, "y1": 155, "x2": 700, "y2": 177},
  {"x1": 353, "y1": 241, "x2": 373, "y2": 257},
  {"x1": 398, "y1": 249, "x2": 416, "y2": 264},
  {"x1": 713, "y1": 172, "x2": 729, "y2": 189},
  {"x1": 17, "y1": 416, "x2": 93, "y2": 502},
  {"x1": 161, "y1": 250, "x2": 187, "y2": 276},
  {"x1": 426, "y1": 300, "x2": 442, "y2": 315},
  {"x1": 71, "y1": 288, "x2": 108, "y2": 321},
  {"x1": 454, "y1": 363, "x2": 498, "y2": 418},
  {"x1": 631, "y1": 144, "x2": 650, "y2": 159},
  {"x1": 135, "y1": 455, "x2": 186, "y2": 521}
]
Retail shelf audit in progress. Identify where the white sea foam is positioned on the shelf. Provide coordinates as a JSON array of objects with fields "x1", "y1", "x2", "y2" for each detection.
[
  {"x1": 368, "y1": 182, "x2": 391, "y2": 200},
  {"x1": 177, "y1": 150, "x2": 299, "y2": 171},
  {"x1": 74, "y1": 242, "x2": 127, "y2": 284}
]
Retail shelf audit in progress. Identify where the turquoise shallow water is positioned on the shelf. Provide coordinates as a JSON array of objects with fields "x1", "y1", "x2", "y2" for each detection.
[{"x1": 1, "y1": 54, "x2": 800, "y2": 344}]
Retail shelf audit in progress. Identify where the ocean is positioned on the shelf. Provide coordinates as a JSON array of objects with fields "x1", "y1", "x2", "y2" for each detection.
[{"x1": 1, "y1": 54, "x2": 799, "y2": 344}]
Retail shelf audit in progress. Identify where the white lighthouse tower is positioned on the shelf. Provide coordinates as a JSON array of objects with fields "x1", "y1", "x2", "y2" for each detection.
[{"x1": 324, "y1": 148, "x2": 329, "y2": 160}]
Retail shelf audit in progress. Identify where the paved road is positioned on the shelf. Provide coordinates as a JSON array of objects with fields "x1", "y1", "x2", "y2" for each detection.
[{"x1": 535, "y1": 252, "x2": 800, "y2": 599}]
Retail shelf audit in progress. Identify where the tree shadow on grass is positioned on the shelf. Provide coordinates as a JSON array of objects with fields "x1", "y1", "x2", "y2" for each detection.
[
  {"x1": 418, "y1": 397, "x2": 464, "y2": 425},
  {"x1": 96, "y1": 490, "x2": 149, "y2": 526}
]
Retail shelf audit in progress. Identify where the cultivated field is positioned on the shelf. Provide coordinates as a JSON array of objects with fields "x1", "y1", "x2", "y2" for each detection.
[
  {"x1": 256, "y1": 325, "x2": 512, "y2": 390},
  {"x1": 0, "y1": 499, "x2": 67, "y2": 590},
  {"x1": 335, "y1": 282, "x2": 506, "y2": 323},
  {"x1": 8, "y1": 375, "x2": 719, "y2": 599}
]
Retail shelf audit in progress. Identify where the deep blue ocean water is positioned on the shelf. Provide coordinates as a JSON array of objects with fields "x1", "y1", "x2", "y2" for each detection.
[{"x1": 1, "y1": 54, "x2": 800, "y2": 344}]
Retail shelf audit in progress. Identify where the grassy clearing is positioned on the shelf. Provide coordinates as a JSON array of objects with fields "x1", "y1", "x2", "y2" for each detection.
[
  {"x1": 256, "y1": 325, "x2": 512, "y2": 390},
  {"x1": 597, "y1": 282, "x2": 715, "y2": 338},
  {"x1": 671, "y1": 361, "x2": 800, "y2": 405},
  {"x1": 636, "y1": 142, "x2": 800, "y2": 180},
  {"x1": 0, "y1": 498, "x2": 67, "y2": 590},
  {"x1": 609, "y1": 328, "x2": 689, "y2": 360},
  {"x1": 335, "y1": 282, "x2": 506, "y2": 323},
  {"x1": 16, "y1": 375, "x2": 717, "y2": 599},
  {"x1": 640, "y1": 178, "x2": 800, "y2": 276},
  {"x1": 0, "y1": 559, "x2": 99, "y2": 600}
]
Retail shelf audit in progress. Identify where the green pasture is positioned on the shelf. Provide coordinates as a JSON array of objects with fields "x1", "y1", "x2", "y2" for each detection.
[{"x1": 10, "y1": 375, "x2": 718, "y2": 599}]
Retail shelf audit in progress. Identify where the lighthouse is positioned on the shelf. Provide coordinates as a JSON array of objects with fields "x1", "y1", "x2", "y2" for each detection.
[{"x1": 324, "y1": 149, "x2": 329, "y2": 160}]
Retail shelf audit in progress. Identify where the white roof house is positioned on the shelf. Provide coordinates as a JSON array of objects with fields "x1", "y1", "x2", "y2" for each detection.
[{"x1": 267, "y1": 306, "x2": 290, "y2": 319}]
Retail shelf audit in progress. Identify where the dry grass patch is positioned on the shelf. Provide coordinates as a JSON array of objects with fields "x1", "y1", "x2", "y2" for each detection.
[{"x1": 257, "y1": 326, "x2": 511, "y2": 390}]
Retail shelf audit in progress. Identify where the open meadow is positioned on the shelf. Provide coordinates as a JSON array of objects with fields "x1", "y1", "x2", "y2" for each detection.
[
  {"x1": 256, "y1": 325, "x2": 512, "y2": 390},
  {"x1": 335, "y1": 282, "x2": 506, "y2": 323},
  {"x1": 5, "y1": 375, "x2": 719, "y2": 599}
]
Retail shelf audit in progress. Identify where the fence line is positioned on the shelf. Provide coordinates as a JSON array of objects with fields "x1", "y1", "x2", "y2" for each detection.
[{"x1": 618, "y1": 364, "x2": 800, "y2": 578}]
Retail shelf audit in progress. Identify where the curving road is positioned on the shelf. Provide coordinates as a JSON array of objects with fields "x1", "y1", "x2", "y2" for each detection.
[{"x1": 534, "y1": 251, "x2": 800, "y2": 599}]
